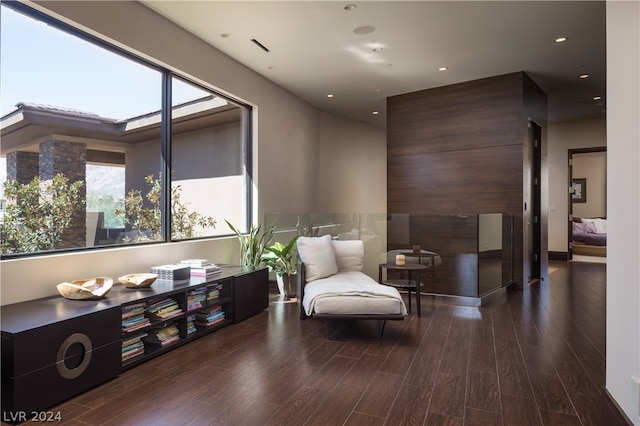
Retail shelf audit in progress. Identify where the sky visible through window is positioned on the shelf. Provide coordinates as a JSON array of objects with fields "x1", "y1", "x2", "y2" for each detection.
[
  {"x1": 0, "y1": 5, "x2": 208, "y2": 199},
  {"x1": 0, "y1": 6, "x2": 204, "y2": 118}
]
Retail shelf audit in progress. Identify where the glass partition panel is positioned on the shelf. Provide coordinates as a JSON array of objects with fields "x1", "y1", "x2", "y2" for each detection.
[
  {"x1": 264, "y1": 212, "x2": 513, "y2": 299},
  {"x1": 478, "y1": 213, "x2": 514, "y2": 297}
]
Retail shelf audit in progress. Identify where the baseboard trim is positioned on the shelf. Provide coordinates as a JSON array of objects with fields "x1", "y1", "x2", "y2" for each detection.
[
  {"x1": 549, "y1": 251, "x2": 568, "y2": 261},
  {"x1": 601, "y1": 387, "x2": 634, "y2": 426},
  {"x1": 417, "y1": 292, "x2": 481, "y2": 307}
]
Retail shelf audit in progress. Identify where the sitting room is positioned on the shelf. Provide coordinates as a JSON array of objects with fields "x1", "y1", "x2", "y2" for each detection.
[{"x1": 0, "y1": 1, "x2": 638, "y2": 425}]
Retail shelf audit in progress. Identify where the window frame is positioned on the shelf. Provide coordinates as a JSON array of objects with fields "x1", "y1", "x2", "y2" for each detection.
[{"x1": 0, "y1": 1, "x2": 253, "y2": 259}]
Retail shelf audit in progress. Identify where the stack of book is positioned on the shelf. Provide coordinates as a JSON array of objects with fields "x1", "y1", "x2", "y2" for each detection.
[
  {"x1": 194, "y1": 305, "x2": 225, "y2": 328},
  {"x1": 121, "y1": 331, "x2": 147, "y2": 362},
  {"x1": 187, "y1": 287, "x2": 207, "y2": 311},
  {"x1": 145, "y1": 298, "x2": 183, "y2": 321},
  {"x1": 122, "y1": 302, "x2": 151, "y2": 333},
  {"x1": 150, "y1": 264, "x2": 190, "y2": 283},
  {"x1": 179, "y1": 259, "x2": 222, "y2": 278},
  {"x1": 206, "y1": 284, "x2": 222, "y2": 302},
  {"x1": 143, "y1": 324, "x2": 181, "y2": 347},
  {"x1": 186, "y1": 314, "x2": 197, "y2": 336}
]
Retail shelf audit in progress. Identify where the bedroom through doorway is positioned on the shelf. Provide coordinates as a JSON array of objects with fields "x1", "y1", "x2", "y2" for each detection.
[{"x1": 568, "y1": 147, "x2": 607, "y2": 263}]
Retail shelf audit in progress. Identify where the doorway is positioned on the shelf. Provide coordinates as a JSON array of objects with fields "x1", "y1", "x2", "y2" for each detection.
[
  {"x1": 527, "y1": 120, "x2": 542, "y2": 282},
  {"x1": 568, "y1": 147, "x2": 607, "y2": 260}
]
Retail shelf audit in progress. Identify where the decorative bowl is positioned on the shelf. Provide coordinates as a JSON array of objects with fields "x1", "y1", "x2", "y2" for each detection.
[
  {"x1": 118, "y1": 273, "x2": 158, "y2": 289},
  {"x1": 57, "y1": 277, "x2": 113, "y2": 300}
]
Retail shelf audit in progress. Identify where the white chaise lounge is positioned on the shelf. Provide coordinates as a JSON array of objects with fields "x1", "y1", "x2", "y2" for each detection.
[{"x1": 296, "y1": 235, "x2": 407, "y2": 338}]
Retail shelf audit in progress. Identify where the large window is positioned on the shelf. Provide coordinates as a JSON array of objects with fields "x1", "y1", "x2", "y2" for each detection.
[{"x1": 0, "y1": 3, "x2": 250, "y2": 256}]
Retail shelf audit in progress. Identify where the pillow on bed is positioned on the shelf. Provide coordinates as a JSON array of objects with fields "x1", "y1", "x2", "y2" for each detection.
[
  {"x1": 331, "y1": 240, "x2": 364, "y2": 272},
  {"x1": 582, "y1": 217, "x2": 607, "y2": 233},
  {"x1": 297, "y1": 235, "x2": 338, "y2": 282},
  {"x1": 573, "y1": 221, "x2": 597, "y2": 234}
]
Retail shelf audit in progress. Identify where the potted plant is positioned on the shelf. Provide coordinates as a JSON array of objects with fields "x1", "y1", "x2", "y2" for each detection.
[
  {"x1": 225, "y1": 220, "x2": 275, "y2": 267},
  {"x1": 262, "y1": 235, "x2": 299, "y2": 299}
]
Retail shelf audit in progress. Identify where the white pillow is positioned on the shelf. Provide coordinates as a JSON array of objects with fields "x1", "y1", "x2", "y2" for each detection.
[
  {"x1": 297, "y1": 235, "x2": 338, "y2": 282},
  {"x1": 331, "y1": 240, "x2": 364, "y2": 272},
  {"x1": 582, "y1": 217, "x2": 607, "y2": 233}
]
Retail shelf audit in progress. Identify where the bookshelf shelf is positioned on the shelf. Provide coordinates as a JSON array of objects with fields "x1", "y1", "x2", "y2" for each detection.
[
  {"x1": 119, "y1": 277, "x2": 235, "y2": 367},
  {"x1": 1, "y1": 265, "x2": 268, "y2": 417}
]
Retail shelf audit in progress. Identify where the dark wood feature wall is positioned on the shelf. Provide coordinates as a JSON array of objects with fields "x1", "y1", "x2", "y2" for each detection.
[{"x1": 387, "y1": 72, "x2": 547, "y2": 294}]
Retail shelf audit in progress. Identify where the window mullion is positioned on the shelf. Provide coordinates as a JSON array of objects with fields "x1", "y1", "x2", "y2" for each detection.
[{"x1": 161, "y1": 72, "x2": 172, "y2": 241}]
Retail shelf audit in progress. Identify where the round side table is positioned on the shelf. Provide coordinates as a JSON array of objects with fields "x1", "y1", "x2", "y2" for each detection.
[{"x1": 378, "y1": 262, "x2": 427, "y2": 316}]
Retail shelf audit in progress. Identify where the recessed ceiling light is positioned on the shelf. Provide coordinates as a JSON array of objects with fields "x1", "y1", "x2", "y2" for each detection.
[
  {"x1": 593, "y1": 96, "x2": 602, "y2": 101},
  {"x1": 579, "y1": 74, "x2": 589, "y2": 79},
  {"x1": 353, "y1": 25, "x2": 376, "y2": 35},
  {"x1": 372, "y1": 111, "x2": 379, "y2": 115},
  {"x1": 372, "y1": 47, "x2": 383, "y2": 52},
  {"x1": 344, "y1": 4, "x2": 357, "y2": 11},
  {"x1": 438, "y1": 67, "x2": 448, "y2": 71},
  {"x1": 555, "y1": 37, "x2": 567, "y2": 43},
  {"x1": 327, "y1": 94, "x2": 334, "y2": 98}
]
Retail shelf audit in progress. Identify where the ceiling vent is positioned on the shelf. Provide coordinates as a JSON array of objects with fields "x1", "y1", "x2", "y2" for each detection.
[{"x1": 251, "y1": 39, "x2": 270, "y2": 53}]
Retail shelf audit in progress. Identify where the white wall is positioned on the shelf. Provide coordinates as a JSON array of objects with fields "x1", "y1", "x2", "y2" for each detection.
[
  {"x1": 606, "y1": 1, "x2": 640, "y2": 423},
  {"x1": 0, "y1": 1, "x2": 382, "y2": 305},
  {"x1": 547, "y1": 117, "x2": 606, "y2": 252},
  {"x1": 317, "y1": 112, "x2": 387, "y2": 213}
]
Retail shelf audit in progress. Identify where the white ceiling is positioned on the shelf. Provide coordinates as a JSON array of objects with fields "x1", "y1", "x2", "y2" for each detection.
[{"x1": 142, "y1": 1, "x2": 606, "y2": 128}]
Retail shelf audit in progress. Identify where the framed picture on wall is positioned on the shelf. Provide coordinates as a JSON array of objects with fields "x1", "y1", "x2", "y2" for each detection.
[{"x1": 572, "y1": 178, "x2": 587, "y2": 203}]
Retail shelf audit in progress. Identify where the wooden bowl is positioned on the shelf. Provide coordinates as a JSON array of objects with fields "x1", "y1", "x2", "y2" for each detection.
[
  {"x1": 57, "y1": 277, "x2": 113, "y2": 300},
  {"x1": 118, "y1": 273, "x2": 158, "y2": 289}
]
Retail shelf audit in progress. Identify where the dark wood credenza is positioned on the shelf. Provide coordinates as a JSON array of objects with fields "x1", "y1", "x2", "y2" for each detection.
[{"x1": 1, "y1": 266, "x2": 268, "y2": 419}]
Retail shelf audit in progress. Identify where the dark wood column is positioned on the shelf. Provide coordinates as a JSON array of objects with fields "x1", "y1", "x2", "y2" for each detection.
[{"x1": 387, "y1": 72, "x2": 547, "y2": 294}]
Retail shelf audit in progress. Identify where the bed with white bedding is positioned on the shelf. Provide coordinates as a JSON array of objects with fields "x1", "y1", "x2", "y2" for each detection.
[{"x1": 572, "y1": 217, "x2": 607, "y2": 257}]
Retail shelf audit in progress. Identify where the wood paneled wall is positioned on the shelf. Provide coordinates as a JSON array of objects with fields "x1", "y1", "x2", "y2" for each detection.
[{"x1": 387, "y1": 72, "x2": 547, "y2": 293}]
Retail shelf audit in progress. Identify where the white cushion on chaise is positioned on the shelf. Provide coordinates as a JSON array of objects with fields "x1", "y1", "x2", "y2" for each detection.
[{"x1": 297, "y1": 237, "x2": 407, "y2": 319}]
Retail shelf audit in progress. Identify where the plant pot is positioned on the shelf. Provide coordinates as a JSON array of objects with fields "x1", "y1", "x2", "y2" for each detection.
[
  {"x1": 276, "y1": 274, "x2": 297, "y2": 299},
  {"x1": 275, "y1": 276, "x2": 285, "y2": 295}
]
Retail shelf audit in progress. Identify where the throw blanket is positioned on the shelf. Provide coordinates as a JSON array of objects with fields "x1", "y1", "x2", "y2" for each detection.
[{"x1": 303, "y1": 271, "x2": 407, "y2": 316}]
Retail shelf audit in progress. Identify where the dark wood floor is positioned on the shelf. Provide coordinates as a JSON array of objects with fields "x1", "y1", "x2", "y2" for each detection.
[{"x1": 32, "y1": 260, "x2": 607, "y2": 425}]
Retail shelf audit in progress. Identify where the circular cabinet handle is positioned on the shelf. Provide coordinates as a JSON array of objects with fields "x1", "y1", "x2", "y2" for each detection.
[{"x1": 56, "y1": 332, "x2": 93, "y2": 379}]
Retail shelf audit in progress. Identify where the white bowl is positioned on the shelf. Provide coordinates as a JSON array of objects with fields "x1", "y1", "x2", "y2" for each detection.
[
  {"x1": 118, "y1": 273, "x2": 158, "y2": 288},
  {"x1": 57, "y1": 277, "x2": 113, "y2": 300}
]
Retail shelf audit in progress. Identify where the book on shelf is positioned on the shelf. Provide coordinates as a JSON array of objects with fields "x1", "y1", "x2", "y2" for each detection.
[
  {"x1": 195, "y1": 316, "x2": 226, "y2": 328},
  {"x1": 122, "y1": 344, "x2": 145, "y2": 361},
  {"x1": 122, "y1": 331, "x2": 147, "y2": 361},
  {"x1": 179, "y1": 258, "x2": 222, "y2": 277},
  {"x1": 122, "y1": 306, "x2": 145, "y2": 320},
  {"x1": 207, "y1": 285, "x2": 221, "y2": 300},
  {"x1": 145, "y1": 298, "x2": 183, "y2": 320},
  {"x1": 122, "y1": 331, "x2": 148, "y2": 347},
  {"x1": 187, "y1": 315, "x2": 197, "y2": 335},
  {"x1": 122, "y1": 303, "x2": 151, "y2": 332},
  {"x1": 150, "y1": 264, "x2": 190, "y2": 281},
  {"x1": 194, "y1": 305, "x2": 225, "y2": 327},
  {"x1": 180, "y1": 259, "x2": 214, "y2": 267},
  {"x1": 143, "y1": 324, "x2": 181, "y2": 347},
  {"x1": 122, "y1": 315, "x2": 151, "y2": 333},
  {"x1": 187, "y1": 288, "x2": 207, "y2": 310},
  {"x1": 190, "y1": 267, "x2": 222, "y2": 277}
]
